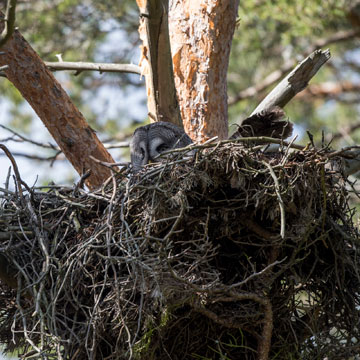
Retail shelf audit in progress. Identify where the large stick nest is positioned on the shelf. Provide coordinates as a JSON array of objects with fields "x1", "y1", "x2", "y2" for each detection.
[{"x1": 0, "y1": 141, "x2": 359, "y2": 359}]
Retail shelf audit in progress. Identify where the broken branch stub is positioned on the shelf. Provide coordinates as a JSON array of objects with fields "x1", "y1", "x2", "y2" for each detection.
[{"x1": 251, "y1": 49, "x2": 331, "y2": 116}]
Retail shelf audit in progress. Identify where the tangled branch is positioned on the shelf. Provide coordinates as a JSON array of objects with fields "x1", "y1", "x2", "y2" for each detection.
[{"x1": 0, "y1": 142, "x2": 359, "y2": 359}]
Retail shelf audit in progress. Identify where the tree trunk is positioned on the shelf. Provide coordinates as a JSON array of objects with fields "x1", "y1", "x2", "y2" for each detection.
[
  {"x1": 168, "y1": 0, "x2": 239, "y2": 142},
  {"x1": 0, "y1": 20, "x2": 115, "y2": 189},
  {"x1": 136, "y1": 0, "x2": 182, "y2": 127}
]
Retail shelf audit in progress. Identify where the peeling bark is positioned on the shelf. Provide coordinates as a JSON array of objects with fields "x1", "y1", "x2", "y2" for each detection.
[
  {"x1": 169, "y1": 0, "x2": 239, "y2": 142},
  {"x1": 0, "y1": 22, "x2": 115, "y2": 189}
]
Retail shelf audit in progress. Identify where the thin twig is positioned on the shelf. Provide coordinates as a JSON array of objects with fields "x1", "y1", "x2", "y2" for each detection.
[
  {"x1": 159, "y1": 136, "x2": 306, "y2": 156},
  {"x1": 44, "y1": 61, "x2": 142, "y2": 75},
  {"x1": 262, "y1": 160, "x2": 286, "y2": 239},
  {"x1": 0, "y1": 144, "x2": 24, "y2": 198},
  {"x1": 0, "y1": 124, "x2": 58, "y2": 149},
  {"x1": 227, "y1": 258, "x2": 286, "y2": 290}
]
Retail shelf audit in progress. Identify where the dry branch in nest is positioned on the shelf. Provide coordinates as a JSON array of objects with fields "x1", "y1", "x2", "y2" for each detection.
[{"x1": 0, "y1": 141, "x2": 359, "y2": 360}]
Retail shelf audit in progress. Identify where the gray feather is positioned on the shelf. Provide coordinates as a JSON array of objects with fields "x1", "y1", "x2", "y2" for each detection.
[{"x1": 130, "y1": 122, "x2": 193, "y2": 172}]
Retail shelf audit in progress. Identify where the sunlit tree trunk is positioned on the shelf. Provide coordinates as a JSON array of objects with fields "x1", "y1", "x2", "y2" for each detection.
[{"x1": 169, "y1": 0, "x2": 239, "y2": 142}]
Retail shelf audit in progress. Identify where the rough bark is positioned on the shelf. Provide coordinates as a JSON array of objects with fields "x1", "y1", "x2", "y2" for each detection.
[
  {"x1": 169, "y1": 0, "x2": 239, "y2": 142},
  {"x1": 136, "y1": 0, "x2": 182, "y2": 127},
  {"x1": 0, "y1": 24, "x2": 115, "y2": 189}
]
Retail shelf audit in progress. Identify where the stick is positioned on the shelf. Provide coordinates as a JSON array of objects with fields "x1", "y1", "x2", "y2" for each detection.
[
  {"x1": 45, "y1": 61, "x2": 141, "y2": 75},
  {"x1": 262, "y1": 161, "x2": 286, "y2": 239}
]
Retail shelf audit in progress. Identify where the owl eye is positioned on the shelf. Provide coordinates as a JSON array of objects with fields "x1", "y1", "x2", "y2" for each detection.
[
  {"x1": 140, "y1": 147, "x2": 146, "y2": 159},
  {"x1": 156, "y1": 143, "x2": 170, "y2": 153}
]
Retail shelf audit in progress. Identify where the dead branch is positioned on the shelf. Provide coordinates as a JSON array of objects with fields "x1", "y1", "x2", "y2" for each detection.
[
  {"x1": 0, "y1": 124, "x2": 130, "y2": 151},
  {"x1": 262, "y1": 161, "x2": 285, "y2": 239},
  {"x1": 0, "y1": 124, "x2": 58, "y2": 150},
  {"x1": 45, "y1": 61, "x2": 141, "y2": 75},
  {"x1": 251, "y1": 49, "x2": 331, "y2": 115},
  {"x1": 0, "y1": 0, "x2": 17, "y2": 48},
  {"x1": 0, "y1": 124, "x2": 129, "y2": 166},
  {"x1": 0, "y1": 151, "x2": 61, "y2": 162},
  {"x1": 229, "y1": 29, "x2": 359, "y2": 105},
  {"x1": 0, "y1": 18, "x2": 116, "y2": 189},
  {"x1": 1, "y1": 142, "x2": 359, "y2": 359},
  {"x1": 0, "y1": 144, "x2": 25, "y2": 290}
]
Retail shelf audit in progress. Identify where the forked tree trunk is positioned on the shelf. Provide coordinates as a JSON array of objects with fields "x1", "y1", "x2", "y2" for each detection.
[{"x1": 169, "y1": 0, "x2": 239, "y2": 142}]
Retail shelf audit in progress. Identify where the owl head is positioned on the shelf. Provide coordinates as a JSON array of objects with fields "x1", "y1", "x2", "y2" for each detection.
[{"x1": 130, "y1": 121, "x2": 193, "y2": 172}]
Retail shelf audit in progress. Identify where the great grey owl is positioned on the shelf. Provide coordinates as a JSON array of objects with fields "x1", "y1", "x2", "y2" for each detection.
[
  {"x1": 130, "y1": 121, "x2": 193, "y2": 172},
  {"x1": 130, "y1": 108, "x2": 293, "y2": 172}
]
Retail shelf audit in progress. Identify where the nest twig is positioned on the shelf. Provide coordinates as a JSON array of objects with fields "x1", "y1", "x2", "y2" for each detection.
[{"x1": 0, "y1": 140, "x2": 359, "y2": 360}]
